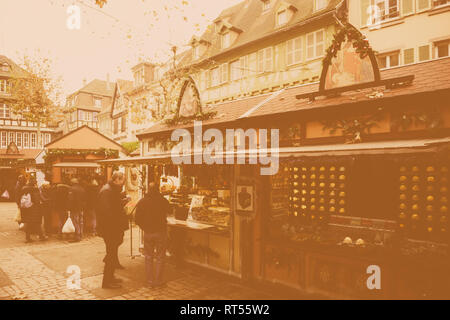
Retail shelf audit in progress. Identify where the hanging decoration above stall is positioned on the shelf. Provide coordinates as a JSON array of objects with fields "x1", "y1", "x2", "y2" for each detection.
[
  {"x1": 296, "y1": 22, "x2": 414, "y2": 102},
  {"x1": 321, "y1": 23, "x2": 379, "y2": 91},
  {"x1": 164, "y1": 77, "x2": 216, "y2": 126}
]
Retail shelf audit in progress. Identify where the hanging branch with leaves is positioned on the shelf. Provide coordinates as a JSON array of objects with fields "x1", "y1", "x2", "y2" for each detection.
[{"x1": 322, "y1": 108, "x2": 385, "y2": 143}]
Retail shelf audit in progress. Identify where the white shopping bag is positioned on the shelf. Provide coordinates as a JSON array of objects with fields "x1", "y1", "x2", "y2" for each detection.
[
  {"x1": 62, "y1": 213, "x2": 75, "y2": 234},
  {"x1": 14, "y1": 208, "x2": 22, "y2": 223},
  {"x1": 19, "y1": 223, "x2": 25, "y2": 230},
  {"x1": 1, "y1": 190, "x2": 9, "y2": 199}
]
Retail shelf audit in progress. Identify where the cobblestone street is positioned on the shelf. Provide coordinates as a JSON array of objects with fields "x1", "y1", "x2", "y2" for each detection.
[{"x1": 0, "y1": 202, "x2": 286, "y2": 300}]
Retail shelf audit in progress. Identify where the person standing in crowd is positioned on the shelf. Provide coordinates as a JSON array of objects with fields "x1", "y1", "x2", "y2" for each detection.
[
  {"x1": 39, "y1": 181, "x2": 53, "y2": 235},
  {"x1": 20, "y1": 177, "x2": 47, "y2": 243},
  {"x1": 96, "y1": 171, "x2": 130, "y2": 289},
  {"x1": 14, "y1": 175, "x2": 26, "y2": 226},
  {"x1": 85, "y1": 178, "x2": 100, "y2": 236},
  {"x1": 68, "y1": 178, "x2": 87, "y2": 243},
  {"x1": 55, "y1": 183, "x2": 70, "y2": 239},
  {"x1": 135, "y1": 181, "x2": 170, "y2": 288}
]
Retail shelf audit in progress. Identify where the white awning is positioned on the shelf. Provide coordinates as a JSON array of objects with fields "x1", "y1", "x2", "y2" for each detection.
[
  {"x1": 53, "y1": 162, "x2": 100, "y2": 168},
  {"x1": 97, "y1": 137, "x2": 450, "y2": 166}
]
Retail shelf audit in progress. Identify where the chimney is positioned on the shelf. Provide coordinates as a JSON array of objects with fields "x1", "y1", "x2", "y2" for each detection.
[
  {"x1": 106, "y1": 73, "x2": 111, "y2": 90},
  {"x1": 83, "y1": 78, "x2": 87, "y2": 87}
]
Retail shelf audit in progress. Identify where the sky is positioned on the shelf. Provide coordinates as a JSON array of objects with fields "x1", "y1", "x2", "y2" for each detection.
[{"x1": 0, "y1": 0, "x2": 243, "y2": 99}]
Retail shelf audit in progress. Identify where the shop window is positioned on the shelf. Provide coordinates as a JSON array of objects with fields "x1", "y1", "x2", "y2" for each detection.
[
  {"x1": 435, "y1": 40, "x2": 449, "y2": 58},
  {"x1": 286, "y1": 37, "x2": 302, "y2": 66},
  {"x1": 44, "y1": 133, "x2": 50, "y2": 145},
  {"x1": 306, "y1": 30, "x2": 325, "y2": 60},
  {"x1": 377, "y1": 51, "x2": 399, "y2": 69}
]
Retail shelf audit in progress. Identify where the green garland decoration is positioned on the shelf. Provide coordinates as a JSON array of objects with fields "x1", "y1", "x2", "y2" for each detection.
[
  {"x1": 323, "y1": 22, "x2": 374, "y2": 67},
  {"x1": 163, "y1": 110, "x2": 217, "y2": 126},
  {"x1": 44, "y1": 148, "x2": 119, "y2": 164}
]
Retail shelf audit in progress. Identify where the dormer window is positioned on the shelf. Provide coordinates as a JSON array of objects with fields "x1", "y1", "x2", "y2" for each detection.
[
  {"x1": 0, "y1": 79, "x2": 8, "y2": 93},
  {"x1": 262, "y1": 0, "x2": 271, "y2": 11},
  {"x1": 222, "y1": 32, "x2": 231, "y2": 49},
  {"x1": 314, "y1": 0, "x2": 328, "y2": 11},
  {"x1": 193, "y1": 45, "x2": 200, "y2": 60},
  {"x1": 277, "y1": 10, "x2": 287, "y2": 26}
]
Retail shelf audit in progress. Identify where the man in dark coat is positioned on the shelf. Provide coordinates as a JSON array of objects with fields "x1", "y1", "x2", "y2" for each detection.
[
  {"x1": 135, "y1": 182, "x2": 170, "y2": 287},
  {"x1": 20, "y1": 177, "x2": 47, "y2": 243},
  {"x1": 68, "y1": 178, "x2": 87, "y2": 242},
  {"x1": 55, "y1": 183, "x2": 70, "y2": 239},
  {"x1": 97, "y1": 171, "x2": 129, "y2": 289}
]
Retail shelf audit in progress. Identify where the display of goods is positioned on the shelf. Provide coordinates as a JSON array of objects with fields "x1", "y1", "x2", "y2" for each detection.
[
  {"x1": 397, "y1": 164, "x2": 449, "y2": 241},
  {"x1": 269, "y1": 163, "x2": 348, "y2": 224},
  {"x1": 191, "y1": 206, "x2": 229, "y2": 227}
]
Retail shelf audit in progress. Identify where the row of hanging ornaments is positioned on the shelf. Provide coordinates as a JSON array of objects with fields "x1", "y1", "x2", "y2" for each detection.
[
  {"x1": 287, "y1": 165, "x2": 347, "y2": 221},
  {"x1": 398, "y1": 165, "x2": 449, "y2": 234}
]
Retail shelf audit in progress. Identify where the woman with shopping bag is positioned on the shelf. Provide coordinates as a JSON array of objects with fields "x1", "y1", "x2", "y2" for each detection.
[{"x1": 19, "y1": 177, "x2": 48, "y2": 243}]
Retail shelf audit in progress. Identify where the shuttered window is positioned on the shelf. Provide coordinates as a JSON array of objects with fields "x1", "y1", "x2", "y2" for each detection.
[
  {"x1": 402, "y1": 0, "x2": 414, "y2": 15},
  {"x1": 286, "y1": 37, "x2": 302, "y2": 66},
  {"x1": 417, "y1": 0, "x2": 430, "y2": 10},
  {"x1": 418, "y1": 45, "x2": 430, "y2": 61},
  {"x1": 404, "y1": 48, "x2": 415, "y2": 64}
]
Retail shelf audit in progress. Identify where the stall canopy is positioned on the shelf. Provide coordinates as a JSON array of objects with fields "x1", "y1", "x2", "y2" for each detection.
[
  {"x1": 53, "y1": 162, "x2": 100, "y2": 168},
  {"x1": 97, "y1": 137, "x2": 450, "y2": 165}
]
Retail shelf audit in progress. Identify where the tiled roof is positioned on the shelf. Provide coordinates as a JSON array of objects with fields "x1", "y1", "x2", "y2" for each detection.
[
  {"x1": 0, "y1": 55, "x2": 29, "y2": 78},
  {"x1": 68, "y1": 79, "x2": 115, "y2": 99},
  {"x1": 0, "y1": 149, "x2": 42, "y2": 160},
  {"x1": 117, "y1": 79, "x2": 134, "y2": 95},
  {"x1": 177, "y1": 0, "x2": 341, "y2": 67},
  {"x1": 251, "y1": 57, "x2": 450, "y2": 117},
  {"x1": 137, "y1": 93, "x2": 272, "y2": 136},
  {"x1": 138, "y1": 57, "x2": 450, "y2": 137}
]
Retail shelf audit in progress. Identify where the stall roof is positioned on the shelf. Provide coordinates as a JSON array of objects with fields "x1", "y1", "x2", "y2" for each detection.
[
  {"x1": 53, "y1": 162, "x2": 100, "y2": 168},
  {"x1": 97, "y1": 137, "x2": 450, "y2": 165},
  {"x1": 137, "y1": 93, "x2": 273, "y2": 137}
]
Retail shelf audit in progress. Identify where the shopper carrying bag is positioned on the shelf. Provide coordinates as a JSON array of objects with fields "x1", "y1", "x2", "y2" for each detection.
[{"x1": 62, "y1": 212, "x2": 76, "y2": 234}]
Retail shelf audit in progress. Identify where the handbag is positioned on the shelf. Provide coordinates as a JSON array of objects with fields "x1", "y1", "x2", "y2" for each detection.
[
  {"x1": 62, "y1": 212, "x2": 76, "y2": 234},
  {"x1": 1, "y1": 190, "x2": 9, "y2": 199},
  {"x1": 14, "y1": 208, "x2": 22, "y2": 223}
]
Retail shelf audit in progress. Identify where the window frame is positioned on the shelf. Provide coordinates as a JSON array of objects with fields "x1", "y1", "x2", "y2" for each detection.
[
  {"x1": 435, "y1": 40, "x2": 450, "y2": 58},
  {"x1": 432, "y1": 0, "x2": 450, "y2": 9},
  {"x1": 286, "y1": 36, "x2": 303, "y2": 66},
  {"x1": 262, "y1": 0, "x2": 271, "y2": 11},
  {"x1": 306, "y1": 29, "x2": 325, "y2": 60},
  {"x1": 258, "y1": 47, "x2": 273, "y2": 73},
  {"x1": 314, "y1": 0, "x2": 328, "y2": 11},
  {"x1": 222, "y1": 32, "x2": 231, "y2": 49},
  {"x1": 23, "y1": 132, "x2": 29, "y2": 148},
  {"x1": 372, "y1": 0, "x2": 400, "y2": 24},
  {"x1": 0, "y1": 103, "x2": 10, "y2": 118},
  {"x1": 377, "y1": 51, "x2": 400, "y2": 69},
  {"x1": 0, "y1": 79, "x2": 8, "y2": 93},
  {"x1": 1, "y1": 131, "x2": 6, "y2": 148},
  {"x1": 220, "y1": 63, "x2": 229, "y2": 84},
  {"x1": 230, "y1": 60, "x2": 241, "y2": 81},
  {"x1": 277, "y1": 10, "x2": 288, "y2": 26},
  {"x1": 210, "y1": 67, "x2": 220, "y2": 87},
  {"x1": 16, "y1": 132, "x2": 22, "y2": 148}
]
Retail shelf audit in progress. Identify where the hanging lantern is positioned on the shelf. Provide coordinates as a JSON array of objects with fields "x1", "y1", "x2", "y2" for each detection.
[
  {"x1": 426, "y1": 166, "x2": 435, "y2": 173},
  {"x1": 400, "y1": 176, "x2": 407, "y2": 182},
  {"x1": 399, "y1": 212, "x2": 406, "y2": 219},
  {"x1": 412, "y1": 194, "x2": 420, "y2": 201},
  {"x1": 412, "y1": 176, "x2": 420, "y2": 183}
]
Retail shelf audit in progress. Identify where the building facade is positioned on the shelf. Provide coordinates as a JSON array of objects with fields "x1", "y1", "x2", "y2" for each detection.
[
  {"x1": 60, "y1": 78, "x2": 115, "y2": 135},
  {"x1": 348, "y1": 0, "x2": 450, "y2": 69},
  {"x1": 0, "y1": 55, "x2": 55, "y2": 152}
]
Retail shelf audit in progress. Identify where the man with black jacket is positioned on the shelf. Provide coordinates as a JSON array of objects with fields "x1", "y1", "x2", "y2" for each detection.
[
  {"x1": 97, "y1": 172, "x2": 129, "y2": 289},
  {"x1": 135, "y1": 182, "x2": 171, "y2": 288}
]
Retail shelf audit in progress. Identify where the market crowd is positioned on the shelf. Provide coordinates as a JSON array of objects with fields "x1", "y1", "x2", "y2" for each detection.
[{"x1": 11, "y1": 172, "x2": 170, "y2": 290}]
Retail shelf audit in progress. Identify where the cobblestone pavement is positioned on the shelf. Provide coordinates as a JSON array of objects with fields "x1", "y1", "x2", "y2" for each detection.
[{"x1": 0, "y1": 202, "x2": 282, "y2": 300}]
